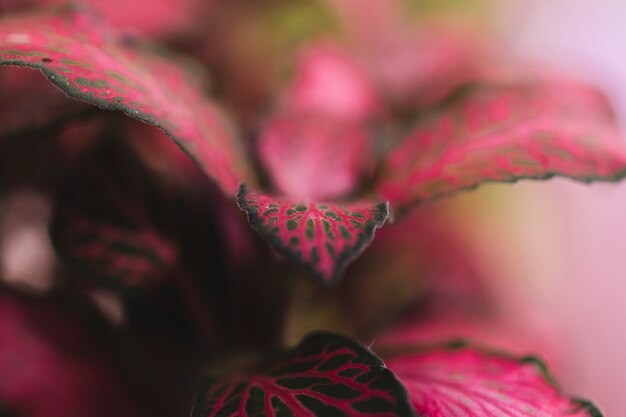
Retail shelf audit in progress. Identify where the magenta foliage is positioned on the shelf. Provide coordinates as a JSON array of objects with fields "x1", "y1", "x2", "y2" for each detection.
[
  {"x1": 0, "y1": 5, "x2": 252, "y2": 195},
  {"x1": 193, "y1": 332, "x2": 413, "y2": 417},
  {"x1": 0, "y1": 293, "x2": 147, "y2": 417},
  {"x1": 237, "y1": 186, "x2": 388, "y2": 284},
  {"x1": 385, "y1": 346, "x2": 598, "y2": 417},
  {"x1": 0, "y1": 2, "x2": 620, "y2": 417},
  {"x1": 2, "y1": 6, "x2": 625, "y2": 284}
]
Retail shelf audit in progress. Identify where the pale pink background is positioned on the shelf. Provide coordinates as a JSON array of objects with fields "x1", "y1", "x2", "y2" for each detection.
[{"x1": 494, "y1": 2, "x2": 626, "y2": 415}]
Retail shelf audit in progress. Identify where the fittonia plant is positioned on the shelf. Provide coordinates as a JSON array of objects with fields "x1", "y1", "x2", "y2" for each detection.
[{"x1": 0, "y1": 3, "x2": 623, "y2": 417}]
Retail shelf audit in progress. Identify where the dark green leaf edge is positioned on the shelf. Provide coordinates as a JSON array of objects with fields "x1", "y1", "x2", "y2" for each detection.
[
  {"x1": 0, "y1": 6, "x2": 247, "y2": 196},
  {"x1": 380, "y1": 339, "x2": 604, "y2": 417},
  {"x1": 388, "y1": 168, "x2": 626, "y2": 221},
  {"x1": 236, "y1": 183, "x2": 390, "y2": 287},
  {"x1": 380, "y1": 81, "x2": 626, "y2": 219},
  {"x1": 192, "y1": 330, "x2": 416, "y2": 417}
]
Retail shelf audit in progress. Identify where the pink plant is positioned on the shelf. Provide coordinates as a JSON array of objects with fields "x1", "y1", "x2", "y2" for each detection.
[{"x1": 0, "y1": 2, "x2": 623, "y2": 416}]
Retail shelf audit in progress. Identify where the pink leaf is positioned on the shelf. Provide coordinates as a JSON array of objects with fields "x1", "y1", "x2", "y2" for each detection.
[
  {"x1": 385, "y1": 346, "x2": 601, "y2": 417},
  {"x1": 284, "y1": 45, "x2": 381, "y2": 121},
  {"x1": 377, "y1": 315, "x2": 562, "y2": 373},
  {"x1": 258, "y1": 113, "x2": 375, "y2": 200},
  {"x1": 193, "y1": 331, "x2": 414, "y2": 417},
  {"x1": 236, "y1": 185, "x2": 388, "y2": 285},
  {"x1": 0, "y1": 66, "x2": 91, "y2": 140},
  {"x1": 376, "y1": 81, "x2": 626, "y2": 212},
  {"x1": 0, "y1": 0, "x2": 203, "y2": 37},
  {"x1": 0, "y1": 5, "x2": 253, "y2": 196},
  {"x1": 365, "y1": 29, "x2": 480, "y2": 109},
  {"x1": 326, "y1": 0, "x2": 480, "y2": 109}
]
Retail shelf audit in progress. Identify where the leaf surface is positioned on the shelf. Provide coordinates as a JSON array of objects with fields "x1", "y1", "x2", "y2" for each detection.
[
  {"x1": 258, "y1": 113, "x2": 375, "y2": 201},
  {"x1": 237, "y1": 186, "x2": 388, "y2": 285},
  {"x1": 376, "y1": 82, "x2": 626, "y2": 212},
  {"x1": 193, "y1": 332, "x2": 414, "y2": 417},
  {"x1": 365, "y1": 29, "x2": 480, "y2": 109},
  {"x1": 284, "y1": 45, "x2": 381, "y2": 121},
  {"x1": 50, "y1": 138, "x2": 179, "y2": 292},
  {"x1": 0, "y1": 5, "x2": 252, "y2": 195},
  {"x1": 0, "y1": 292, "x2": 148, "y2": 417},
  {"x1": 385, "y1": 346, "x2": 601, "y2": 417}
]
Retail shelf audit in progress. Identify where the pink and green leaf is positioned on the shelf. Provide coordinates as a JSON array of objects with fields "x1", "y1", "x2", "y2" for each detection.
[
  {"x1": 236, "y1": 185, "x2": 389, "y2": 285},
  {"x1": 376, "y1": 81, "x2": 626, "y2": 212},
  {"x1": 377, "y1": 314, "x2": 561, "y2": 372},
  {"x1": 258, "y1": 113, "x2": 375, "y2": 201},
  {"x1": 384, "y1": 345, "x2": 601, "y2": 417},
  {"x1": 0, "y1": 66, "x2": 93, "y2": 141},
  {"x1": 0, "y1": 5, "x2": 253, "y2": 196},
  {"x1": 193, "y1": 331, "x2": 414, "y2": 417}
]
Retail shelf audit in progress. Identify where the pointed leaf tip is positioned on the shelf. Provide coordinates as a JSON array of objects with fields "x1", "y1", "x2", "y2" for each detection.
[
  {"x1": 193, "y1": 331, "x2": 414, "y2": 417},
  {"x1": 385, "y1": 345, "x2": 603, "y2": 417},
  {"x1": 0, "y1": 5, "x2": 253, "y2": 196},
  {"x1": 236, "y1": 185, "x2": 389, "y2": 286}
]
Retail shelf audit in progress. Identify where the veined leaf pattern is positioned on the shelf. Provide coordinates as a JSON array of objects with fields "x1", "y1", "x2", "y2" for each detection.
[
  {"x1": 193, "y1": 332, "x2": 414, "y2": 417},
  {"x1": 236, "y1": 185, "x2": 389, "y2": 285},
  {"x1": 377, "y1": 82, "x2": 626, "y2": 211},
  {"x1": 0, "y1": 5, "x2": 253, "y2": 195},
  {"x1": 385, "y1": 346, "x2": 602, "y2": 417},
  {"x1": 50, "y1": 140, "x2": 178, "y2": 291}
]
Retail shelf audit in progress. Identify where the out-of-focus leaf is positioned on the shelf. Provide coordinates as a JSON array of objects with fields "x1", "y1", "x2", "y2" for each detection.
[
  {"x1": 283, "y1": 45, "x2": 381, "y2": 121},
  {"x1": 377, "y1": 313, "x2": 561, "y2": 371},
  {"x1": 258, "y1": 45, "x2": 380, "y2": 200},
  {"x1": 193, "y1": 331, "x2": 414, "y2": 417},
  {"x1": 0, "y1": 5, "x2": 253, "y2": 196},
  {"x1": 0, "y1": 291, "x2": 147, "y2": 417},
  {"x1": 236, "y1": 185, "x2": 388, "y2": 285},
  {"x1": 0, "y1": 0, "x2": 204, "y2": 37},
  {"x1": 258, "y1": 113, "x2": 375, "y2": 201},
  {"x1": 376, "y1": 81, "x2": 626, "y2": 213},
  {"x1": 50, "y1": 136, "x2": 179, "y2": 292},
  {"x1": 0, "y1": 66, "x2": 93, "y2": 141},
  {"x1": 384, "y1": 344, "x2": 602, "y2": 417},
  {"x1": 325, "y1": 0, "x2": 480, "y2": 109}
]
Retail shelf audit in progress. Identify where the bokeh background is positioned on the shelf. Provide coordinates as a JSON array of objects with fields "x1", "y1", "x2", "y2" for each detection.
[
  {"x1": 1, "y1": 0, "x2": 625, "y2": 415},
  {"x1": 494, "y1": 1, "x2": 626, "y2": 415}
]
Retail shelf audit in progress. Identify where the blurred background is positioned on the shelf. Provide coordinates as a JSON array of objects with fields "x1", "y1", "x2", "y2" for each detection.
[
  {"x1": 492, "y1": 1, "x2": 626, "y2": 415},
  {"x1": 1, "y1": 0, "x2": 626, "y2": 415}
]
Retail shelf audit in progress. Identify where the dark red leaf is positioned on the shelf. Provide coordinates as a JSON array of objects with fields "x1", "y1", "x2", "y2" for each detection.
[
  {"x1": 50, "y1": 137, "x2": 179, "y2": 292},
  {"x1": 193, "y1": 331, "x2": 414, "y2": 417},
  {"x1": 0, "y1": 5, "x2": 253, "y2": 196},
  {"x1": 376, "y1": 81, "x2": 626, "y2": 212},
  {"x1": 384, "y1": 345, "x2": 602, "y2": 417},
  {"x1": 0, "y1": 292, "x2": 147, "y2": 417},
  {"x1": 236, "y1": 185, "x2": 389, "y2": 285}
]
